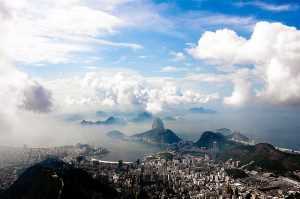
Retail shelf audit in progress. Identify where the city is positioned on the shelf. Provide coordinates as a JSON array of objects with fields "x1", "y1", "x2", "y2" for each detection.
[{"x1": 1, "y1": 141, "x2": 300, "y2": 198}]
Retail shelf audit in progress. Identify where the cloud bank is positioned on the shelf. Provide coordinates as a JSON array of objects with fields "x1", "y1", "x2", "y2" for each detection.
[
  {"x1": 47, "y1": 72, "x2": 219, "y2": 114},
  {"x1": 188, "y1": 21, "x2": 300, "y2": 107}
]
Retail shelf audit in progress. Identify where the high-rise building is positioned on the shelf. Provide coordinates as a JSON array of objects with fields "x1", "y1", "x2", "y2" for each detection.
[
  {"x1": 118, "y1": 160, "x2": 123, "y2": 168},
  {"x1": 212, "y1": 141, "x2": 218, "y2": 159}
]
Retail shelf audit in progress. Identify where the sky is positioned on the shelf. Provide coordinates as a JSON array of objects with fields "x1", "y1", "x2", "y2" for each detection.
[{"x1": 1, "y1": 0, "x2": 300, "y2": 148}]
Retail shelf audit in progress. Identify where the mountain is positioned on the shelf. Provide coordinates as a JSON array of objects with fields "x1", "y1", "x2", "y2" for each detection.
[
  {"x1": 80, "y1": 116, "x2": 126, "y2": 126},
  {"x1": 100, "y1": 116, "x2": 126, "y2": 125},
  {"x1": 106, "y1": 130, "x2": 125, "y2": 138},
  {"x1": 132, "y1": 118, "x2": 181, "y2": 144},
  {"x1": 133, "y1": 128, "x2": 181, "y2": 144},
  {"x1": 220, "y1": 143, "x2": 300, "y2": 174},
  {"x1": 216, "y1": 128, "x2": 232, "y2": 135},
  {"x1": 152, "y1": 117, "x2": 164, "y2": 130},
  {"x1": 0, "y1": 159, "x2": 118, "y2": 199},
  {"x1": 164, "y1": 116, "x2": 176, "y2": 121},
  {"x1": 130, "y1": 112, "x2": 154, "y2": 122},
  {"x1": 80, "y1": 120, "x2": 94, "y2": 125},
  {"x1": 195, "y1": 131, "x2": 236, "y2": 149},
  {"x1": 226, "y1": 131, "x2": 249, "y2": 142},
  {"x1": 189, "y1": 107, "x2": 218, "y2": 114}
]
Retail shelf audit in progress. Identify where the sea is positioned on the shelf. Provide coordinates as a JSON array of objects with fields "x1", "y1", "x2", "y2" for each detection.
[{"x1": 92, "y1": 137, "x2": 163, "y2": 162}]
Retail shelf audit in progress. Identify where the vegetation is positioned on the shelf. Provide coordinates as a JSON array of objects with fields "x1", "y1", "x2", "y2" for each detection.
[
  {"x1": 195, "y1": 131, "x2": 300, "y2": 174},
  {"x1": 106, "y1": 130, "x2": 125, "y2": 138},
  {"x1": 195, "y1": 131, "x2": 238, "y2": 150},
  {"x1": 0, "y1": 159, "x2": 119, "y2": 199},
  {"x1": 225, "y1": 169, "x2": 248, "y2": 179},
  {"x1": 159, "y1": 152, "x2": 174, "y2": 161},
  {"x1": 220, "y1": 143, "x2": 300, "y2": 174},
  {"x1": 132, "y1": 128, "x2": 181, "y2": 144}
]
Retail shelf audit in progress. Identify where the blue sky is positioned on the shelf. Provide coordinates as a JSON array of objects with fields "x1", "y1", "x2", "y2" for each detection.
[
  {"x1": 11, "y1": 0, "x2": 300, "y2": 79},
  {"x1": 0, "y1": 0, "x2": 300, "y2": 116}
]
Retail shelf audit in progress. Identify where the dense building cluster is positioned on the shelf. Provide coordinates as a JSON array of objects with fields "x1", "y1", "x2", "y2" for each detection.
[
  {"x1": 1, "y1": 144, "x2": 300, "y2": 198},
  {"x1": 75, "y1": 152, "x2": 300, "y2": 198}
]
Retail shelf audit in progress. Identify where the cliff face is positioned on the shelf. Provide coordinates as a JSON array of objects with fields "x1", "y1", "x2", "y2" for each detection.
[{"x1": 152, "y1": 117, "x2": 165, "y2": 130}]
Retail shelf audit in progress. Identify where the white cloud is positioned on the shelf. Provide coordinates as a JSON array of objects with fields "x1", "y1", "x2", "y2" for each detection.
[
  {"x1": 0, "y1": 5, "x2": 53, "y2": 114},
  {"x1": 146, "y1": 101, "x2": 163, "y2": 114},
  {"x1": 94, "y1": 39, "x2": 143, "y2": 50},
  {"x1": 0, "y1": 57, "x2": 53, "y2": 114},
  {"x1": 188, "y1": 68, "x2": 251, "y2": 83},
  {"x1": 117, "y1": 3, "x2": 176, "y2": 35},
  {"x1": 223, "y1": 79, "x2": 255, "y2": 106},
  {"x1": 169, "y1": 51, "x2": 186, "y2": 61},
  {"x1": 82, "y1": 66, "x2": 98, "y2": 70},
  {"x1": 161, "y1": 66, "x2": 188, "y2": 72},
  {"x1": 0, "y1": 0, "x2": 141, "y2": 64},
  {"x1": 187, "y1": 28, "x2": 248, "y2": 64},
  {"x1": 182, "y1": 12, "x2": 256, "y2": 32},
  {"x1": 235, "y1": 1, "x2": 298, "y2": 11},
  {"x1": 188, "y1": 73, "x2": 230, "y2": 83},
  {"x1": 188, "y1": 21, "x2": 300, "y2": 107},
  {"x1": 86, "y1": 0, "x2": 135, "y2": 11},
  {"x1": 216, "y1": 65, "x2": 238, "y2": 72},
  {"x1": 45, "y1": 72, "x2": 219, "y2": 114},
  {"x1": 113, "y1": 56, "x2": 127, "y2": 64}
]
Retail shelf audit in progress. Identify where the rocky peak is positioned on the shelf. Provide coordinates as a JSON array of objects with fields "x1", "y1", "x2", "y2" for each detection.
[{"x1": 151, "y1": 117, "x2": 164, "y2": 130}]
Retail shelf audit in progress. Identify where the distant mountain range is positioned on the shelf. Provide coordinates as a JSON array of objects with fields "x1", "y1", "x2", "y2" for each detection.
[
  {"x1": 163, "y1": 116, "x2": 176, "y2": 121},
  {"x1": 131, "y1": 117, "x2": 181, "y2": 144},
  {"x1": 130, "y1": 112, "x2": 154, "y2": 123},
  {"x1": 189, "y1": 107, "x2": 218, "y2": 114},
  {"x1": 0, "y1": 159, "x2": 118, "y2": 199},
  {"x1": 80, "y1": 116, "x2": 127, "y2": 126}
]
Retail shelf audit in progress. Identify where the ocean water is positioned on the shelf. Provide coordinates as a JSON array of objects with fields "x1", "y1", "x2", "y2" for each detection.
[{"x1": 93, "y1": 137, "x2": 163, "y2": 162}]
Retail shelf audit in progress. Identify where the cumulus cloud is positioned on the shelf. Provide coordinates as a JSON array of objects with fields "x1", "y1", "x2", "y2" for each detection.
[
  {"x1": 187, "y1": 28, "x2": 248, "y2": 64},
  {"x1": 0, "y1": 54, "x2": 53, "y2": 144},
  {"x1": 187, "y1": 21, "x2": 300, "y2": 107},
  {"x1": 46, "y1": 72, "x2": 219, "y2": 114},
  {"x1": 169, "y1": 51, "x2": 186, "y2": 61},
  {"x1": 223, "y1": 79, "x2": 255, "y2": 106},
  {"x1": 0, "y1": 60, "x2": 53, "y2": 114},
  {"x1": 21, "y1": 82, "x2": 52, "y2": 113}
]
